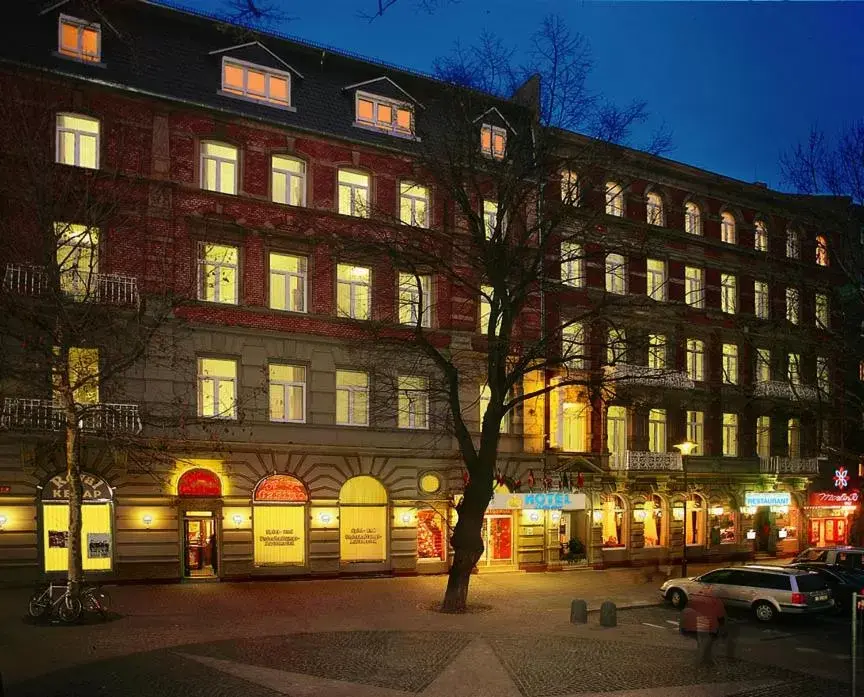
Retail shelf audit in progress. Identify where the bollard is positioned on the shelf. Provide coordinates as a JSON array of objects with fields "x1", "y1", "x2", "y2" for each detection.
[
  {"x1": 599, "y1": 600, "x2": 617, "y2": 627},
  {"x1": 570, "y1": 599, "x2": 588, "y2": 624}
]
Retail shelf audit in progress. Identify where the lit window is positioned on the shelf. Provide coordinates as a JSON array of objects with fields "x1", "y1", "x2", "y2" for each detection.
[
  {"x1": 336, "y1": 370, "x2": 369, "y2": 426},
  {"x1": 605, "y1": 253, "x2": 627, "y2": 294},
  {"x1": 646, "y1": 259, "x2": 666, "y2": 301},
  {"x1": 754, "y1": 281, "x2": 770, "y2": 319},
  {"x1": 271, "y1": 155, "x2": 306, "y2": 206},
  {"x1": 721, "y1": 274, "x2": 737, "y2": 314},
  {"x1": 54, "y1": 347, "x2": 100, "y2": 405},
  {"x1": 815, "y1": 292, "x2": 829, "y2": 330},
  {"x1": 480, "y1": 124, "x2": 506, "y2": 159},
  {"x1": 722, "y1": 414, "x2": 738, "y2": 457},
  {"x1": 58, "y1": 15, "x2": 100, "y2": 63},
  {"x1": 201, "y1": 142, "x2": 238, "y2": 195},
  {"x1": 562, "y1": 322, "x2": 586, "y2": 370},
  {"x1": 756, "y1": 416, "x2": 771, "y2": 458},
  {"x1": 269, "y1": 364, "x2": 306, "y2": 423},
  {"x1": 684, "y1": 266, "x2": 704, "y2": 308},
  {"x1": 788, "y1": 353, "x2": 801, "y2": 385},
  {"x1": 555, "y1": 397, "x2": 589, "y2": 452},
  {"x1": 198, "y1": 358, "x2": 237, "y2": 419},
  {"x1": 786, "y1": 287, "x2": 800, "y2": 325},
  {"x1": 601, "y1": 494, "x2": 626, "y2": 548},
  {"x1": 816, "y1": 235, "x2": 829, "y2": 266},
  {"x1": 336, "y1": 264, "x2": 371, "y2": 320},
  {"x1": 720, "y1": 211, "x2": 736, "y2": 244},
  {"x1": 607, "y1": 327, "x2": 627, "y2": 364},
  {"x1": 605, "y1": 181, "x2": 624, "y2": 217},
  {"x1": 754, "y1": 220, "x2": 768, "y2": 252},
  {"x1": 786, "y1": 228, "x2": 801, "y2": 259},
  {"x1": 722, "y1": 344, "x2": 738, "y2": 385},
  {"x1": 398, "y1": 376, "x2": 429, "y2": 429},
  {"x1": 561, "y1": 170, "x2": 580, "y2": 205},
  {"x1": 561, "y1": 241, "x2": 585, "y2": 288},
  {"x1": 817, "y1": 356, "x2": 830, "y2": 396},
  {"x1": 684, "y1": 201, "x2": 702, "y2": 235},
  {"x1": 337, "y1": 169, "x2": 370, "y2": 217},
  {"x1": 788, "y1": 418, "x2": 801, "y2": 458},
  {"x1": 686, "y1": 338, "x2": 705, "y2": 382},
  {"x1": 648, "y1": 334, "x2": 666, "y2": 369},
  {"x1": 479, "y1": 384, "x2": 509, "y2": 433},
  {"x1": 607, "y1": 406, "x2": 628, "y2": 454},
  {"x1": 648, "y1": 409, "x2": 666, "y2": 453},
  {"x1": 483, "y1": 199, "x2": 499, "y2": 239},
  {"x1": 355, "y1": 92, "x2": 413, "y2": 136},
  {"x1": 398, "y1": 272, "x2": 431, "y2": 327},
  {"x1": 686, "y1": 410, "x2": 704, "y2": 452},
  {"x1": 221, "y1": 58, "x2": 291, "y2": 107},
  {"x1": 198, "y1": 243, "x2": 238, "y2": 304},
  {"x1": 756, "y1": 349, "x2": 771, "y2": 383},
  {"x1": 646, "y1": 192, "x2": 664, "y2": 226},
  {"x1": 56, "y1": 113, "x2": 99, "y2": 169},
  {"x1": 479, "y1": 284, "x2": 502, "y2": 335},
  {"x1": 269, "y1": 253, "x2": 307, "y2": 313},
  {"x1": 55, "y1": 222, "x2": 98, "y2": 300},
  {"x1": 399, "y1": 182, "x2": 429, "y2": 227}
]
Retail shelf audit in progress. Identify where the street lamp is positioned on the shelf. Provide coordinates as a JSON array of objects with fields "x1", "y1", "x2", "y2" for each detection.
[{"x1": 674, "y1": 441, "x2": 697, "y2": 577}]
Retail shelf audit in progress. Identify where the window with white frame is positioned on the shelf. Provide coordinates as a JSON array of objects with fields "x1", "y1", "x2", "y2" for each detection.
[
  {"x1": 562, "y1": 322, "x2": 586, "y2": 370},
  {"x1": 480, "y1": 123, "x2": 506, "y2": 159},
  {"x1": 269, "y1": 252, "x2": 307, "y2": 313},
  {"x1": 606, "y1": 406, "x2": 628, "y2": 454},
  {"x1": 722, "y1": 413, "x2": 738, "y2": 456},
  {"x1": 56, "y1": 113, "x2": 99, "y2": 169},
  {"x1": 754, "y1": 220, "x2": 768, "y2": 252},
  {"x1": 648, "y1": 334, "x2": 666, "y2": 369},
  {"x1": 479, "y1": 384, "x2": 509, "y2": 433},
  {"x1": 786, "y1": 227, "x2": 801, "y2": 259},
  {"x1": 607, "y1": 327, "x2": 627, "y2": 364},
  {"x1": 686, "y1": 338, "x2": 705, "y2": 381},
  {"x1": 817, "y1": 356, "x2": 830, "y2": 396},
  {"x1": 336, "y1": 370, "x2": 369, "y2": 426},
  {"x1": 754, "y1": 280, "x2": 770, "y2": 319},
  {"x1": 721, "y1": 274, "x2": 737, "y2": 314},
  {"x1": 605, "y1": 253, "x2": 627, "y2": 294},
  {"x1": 720, "y1": 211, "x2": 737, "y2": 244},
  {"x1": 337, "y1": 169, "x2": 370, "y2": 217},
  {"x1": 336, "y1": 264, "x2": 371, "y2": 320},
  {"x1": 399, "y1": 181, "x2": 429, "y2": 227},
  {"x1": 58, "y1": 14, "x2": 100, "y2": 62},
  {"x1": 788, "y1": 353, "x2": 802, "y2": 385},
  {"x1": 646, "y1": 192, "x2": 664, "y2": 226},
  {"x1": 483, "y1": 199, "x2": 499, "y2": 239},
  {"x1": 55, "y1": 222, "x2": 98, "y2": 300},
  {"x1": 222, "y1": 58, "x2": 291, "y2": 107},
  {"x1": 561, "y1": 170, "x2": 580, "y2": 205},
  {"x1": 756, "y1": 349, "x2": 771, "y2": 383},
  {"x1": 756, "y1": 415, "x2": 771, "y2": 458},
  {"x1": 198, "y1": 357, "x2": 237, "y2": 419},
  {"x1": 398, "y1": 376, "x2": 429, "y2": 429},
  {"x1": 479, "y1": 284, "x2": 502, "y2": 335},
  {"x1": 648, "y1": 409, "x2": 667, "y2": 453},
  {"x1": 269, "y1": 364, "x2": 306, "y2": 423},
  {"x1": 686, "y1": 410, "x2": 704, "y2": 452},
  {"x1": 605, "y1": 181, "x2": 624, "y2": 217},
  {"x1": 788, "y1": 417, "x2": 801, "y2": 457},
  {"x1": 398, "y1": 272, "x2": 431, "y2": 327},
  {"x1": 722, "y1": 343, "x2": 738, "y2": 385},
  {"x1": 684, "y1": 201, "x2": 702, "y2": 235},
  {"x1": 684, "y1": 266, "x2": 704, "y2": 308},
  {"x1": 199, "y1": 243, "x2": 238, "y2": 304},
  {"x1": 815, "y1": 292, "x2": 829, "y2": 329},
  {"x1": 561, "y1": 241, "x2": 585, "y2": 287},
  {"x1": 355, "y1": 92, "x2": 413, "y2": 136},
  {"x1": 786, "y1": 287, "x2": 800, "y2": 324},
  {"x1": 816, "y1": 235, "x2": 829, "y2": 266},
  {"x1": 557, "y1": 399, "x2": 589, "y2": 452},
  {"x1": 646, "y1": 258, "x2": 667, "y2": 301},
  {"x1": 201, "y1": 142, "x2": 238, "y2": 195},
  {"x1": 271, "y1": 155, "x2": 306, "y2": 206}
]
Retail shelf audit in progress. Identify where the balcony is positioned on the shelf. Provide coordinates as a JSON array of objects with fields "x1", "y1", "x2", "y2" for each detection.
[
  {"x1": 752, "y1": 380, "x2": 818, "y2": 402},
  {"x1": 605, "y1": 364, "x2": 694, "y2": 390},
  {"x1": 609, "y1": 451, "x2": 683, "y2": 471},
  {"x1": 3, "y1": 264, "x2": 139, "y2": 306},
  {"x1": 1, "y1": 398, "x2": 142, "y2": 434},
  {"x1": 760, "y1": 456, "x2": 820, "y2": 475}
]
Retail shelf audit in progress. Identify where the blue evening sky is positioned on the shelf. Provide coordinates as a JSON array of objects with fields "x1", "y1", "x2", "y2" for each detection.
[{"x1": 169, "y1": 0, "x2": 864, "y2": 190}]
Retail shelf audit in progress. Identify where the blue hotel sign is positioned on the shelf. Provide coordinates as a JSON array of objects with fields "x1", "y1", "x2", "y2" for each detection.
[{"x1": 744, "y1": 492, "x2": 791, "y2": 507}]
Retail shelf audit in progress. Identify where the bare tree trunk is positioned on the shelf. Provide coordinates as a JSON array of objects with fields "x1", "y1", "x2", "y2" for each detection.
[
  {"x1": 66, "y1": 412, "x2": 84, "y2": 596},
  {"x1": 441, "y1": 475, "x2": 490, "y2": 613}
]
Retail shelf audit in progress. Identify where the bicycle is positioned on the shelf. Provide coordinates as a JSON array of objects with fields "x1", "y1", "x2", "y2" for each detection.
[
  {"x1": 81, "y1": 583, "x2": 111, "y2": 617},
  {"x1": 28, "y1": 582, "x2": 82, "y2": 623}
]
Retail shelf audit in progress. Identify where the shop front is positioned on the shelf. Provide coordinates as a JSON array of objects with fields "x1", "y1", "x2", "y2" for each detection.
[
  {"x1": 252, "y1": 474, "x2": 308, "y2": 569},
  {"x1": 177, "y1": 468, "x2": 223, "y2": 579},
  {"x1": 339, "y1": 476, "x2": 389, "y2": 570},
  {"x1": 740, "y1": 490, "x2": 802, "y2": 557},
  {"x1": 806, "y1": 490, "x2": 859, "y2": 546}
]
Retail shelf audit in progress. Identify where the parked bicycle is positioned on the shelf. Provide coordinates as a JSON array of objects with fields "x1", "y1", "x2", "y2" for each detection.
[{"x1": 28, "y1": 582, "x2": 111, "y2": 622}]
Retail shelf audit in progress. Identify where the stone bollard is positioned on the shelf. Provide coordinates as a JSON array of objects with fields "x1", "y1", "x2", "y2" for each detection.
[
  {"x1": 570, "y1": 599, "x2": 588, "y2": 624},
  {"x1": 599, "y1": 600, "x2": 617, "y2": 627}
]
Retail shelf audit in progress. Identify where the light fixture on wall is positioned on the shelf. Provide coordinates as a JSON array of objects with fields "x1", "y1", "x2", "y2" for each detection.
[
  {"x1": 401, "y1": 512, "x2": 413, "y2": 525},
  {"x1": 232, "y1": 514, "x2": 243, "y2": 528},
  {"x1": 746, "y1": 529, "x2": 757, "y2": 540},
  {"x1": 0, "y1": 514, "x2": 7, "y2": 531},
  {"x1": 592, "y1": 510, "x2": 603, "y2": 525},
  {"x1": 633, "y1": 509, "x2": 647, "y2": 522},
  {"x1": 672, "y1": 507, "x2": 684, "y2": 521},
  {"x1": 142, "y1": 514, "x2": 153, "y2": 529},
  {"x1": 711, "y1": 506, "x2": 724, "y2": 516},
  {"x1": 318, "y1": 512, "x2": 332, "y2": 525},
  {"x1": 527, "y1": 511, "x2": 541, "y2": 523}
]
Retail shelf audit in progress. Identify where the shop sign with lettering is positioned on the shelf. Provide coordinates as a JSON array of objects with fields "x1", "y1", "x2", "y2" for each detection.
[
  {"x1": 744, "y1": 491, "x2": 791, "y2": 507},
  {"x1": 489, "y1": 492, "x2": 586, "y2": 511},
  {"x1": 42, "y1": 473, "x2": 112, "y2": 502},
  {"x1": 808, "y1": 490, "x2": 860, "y2": 507}
]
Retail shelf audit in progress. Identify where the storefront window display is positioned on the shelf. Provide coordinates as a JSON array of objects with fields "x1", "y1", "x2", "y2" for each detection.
[
  {"x1": 252, "y1": 475, "x2": 308, "y2": 566},
  {"x1": 417, "y1": 509, "x2": 446, "y2": 561},
  {"x1": 677, "y1": 495, "x2": 706, "y2": 546},
  {"x1": 643, "y1": 495, "x2": 664, "y2": 548},
  {"x1": 339, "y1": 476, "x2": 388, "y2": 563},
  {"x1": 601, "y1": 495, "x2": 626, "y2": 549},
  {"x1": 774, "y1": 506, "x2": 799, "y2": 541},
  {"x1": 708, "y1": 506, "x2": 736, "y2": 545}
]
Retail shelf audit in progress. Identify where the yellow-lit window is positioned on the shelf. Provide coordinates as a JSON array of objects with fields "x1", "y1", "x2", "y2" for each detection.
[
  {"x1": 756, "y1": 349, "x2": 771, "y2": 383},
  {"x1": 648, "y1": 409, "x2": 666, "y2": 453},
  {"x1": 399, "y1": 181, "x2": 429, "y2": 227},
  {"x1": 398, "y1": 376, "x2": 429, "y2": 429},
  {"x1": 686, "y1": 338, "x2": 705, "y2": 382},
  {"x1": 646, "y1": 192, "x2": 664, "y2": 225},
  {"x1": 336, "y1": 370, "x2": 369, "y2": 426},
  {"x1": 601, "y1": 496, "x2": 625, "y2": 548},
  {"x1": 483, "y1": 199, "x2": 499, "y2": 239},
  {"x1": 721, "y1": 211, "x2": 736, "y2": 244},
  {"x1": 607, "y1": 327, "x2": 626, "y2": 364},
  {"x1": 201, "y1": 142, "x2": 238, "y2": 195},
  {"x1": 684, "y1": 266, "x2": 704, "y2": 308},
  {"x1": 337, "y1": 169, "x2": 370, "y2": 217},
  {"x1": 53, "y1": 347, "x2": 100, "y2": 405},
  {"x1": 754, "y1": 220, "x2": 768, "y2": 252},
  {"x1": 269, "y1": 364, "x2": 306, "y2": 423},
  {"x1": 561, "y1": 241, "x2": 584, "y2": 287},
  {"x1": 58, "y1": 15, "x2": 100, "y2": 62},
  {"x1": 479, "y1": 384, "x2": 509, "y2": 433},
  {"x1": 787, "y1": 228, "x2": 801, "y2": 259},
  {"x1": 685, "y1": 496, "x2": 706, "y2": 546},
  {"x1": 354, "y1": 92, "x2": 413, "y2": 135},
  {"x1": 339, "y1": 476, "x2": 388, "y2": 562},
  {"x1": 271, "y1": 155, "x2": 306, "y2": 206},
  {"x1": 722, "y1": 344, "x2": 738, "y2": 385},
  {"x1": 336, "y1": 264, "x2": 370, "y2": 319},
  {"x1": 43, "y1": 502, "x2": 112, "y2": 572},
  {"x1": 198, "y1": 357, "x2": 237, "y2": 419},
  {"x1": 816, "y1": 235, "x2": 829, "y2": 266},
  {"x1": 788, "y1": 417, "x2": 801, "y2": 457},
  {"x1": 199, "y1": 243, "x2": 238, "y2": 304},
  {"x1": 605, "y1": 181, "x2": 624, "y2": 217},
  {"x1": 220, "y1": 58, "x2": 291, "y2": 107},
  {"x1": 648, "y1": 334, "x2": 666, "y2": 369},
  {"x1": 788, "y1": 353, "x2": 801, "y2": 385},
  {"x1": 253, "y1": 505, "x2": 305, "y2": 566},
  {"x1": 55, "y1": 222, "x2": 98, "y2": 300},
  {"x1": 398, "y1": 272, "x2": 431, "y2": 327},
  {"x1": 269, "y1": 252, "x2": 307, "y2": 313},
  {"x1": 556, "y1": 397, "x2": 588, "y2": 451},
  {"x1": 686, "y1": 411, "x2": 704, "y2": 453},
  {"x1": 606, "y1": 406, "x2": 627, "y2": 454},
  {"x1": 56, "y1": 113, "x2": 99, "y2": 169},
  {"x1": 478, "y1": 284, "x2": 502, "y2": 335},
  {"x1": 605, "y1": 253, "x2": 627, "y2": 294},
  {"x1": 646, "y1": 258, "x2": 666, "y2": 301},
  {"x1": 684, "y1": 201, "x2": 701, "y2": 235},
  {"x1": 754, "y1": 280, "x2": 770, "y2": 319},
  {"x1": 721, "y1": 273, "x2": 737, "y2": 314},
  {"x1": 480, "y1": 124, "x2": 506, "y2": 159},
  {"x1": 786, "y1": 287, "x2": 800, "y2": 324},
  {"x1": 815, "y1": 292, "x2": 829, "y2": 329},
  {"x1": 756, "y1": 416, "x2": 771, "y2": 458},
  {"x1": 561, "y1": 170, "x2": 579, "y2": 205},
  {"x1": 562, "y1": 322, "x2": 585, "y2": 370},
  {"x1": 722, "y1": 413, "x2": 738, "y2": 457}
]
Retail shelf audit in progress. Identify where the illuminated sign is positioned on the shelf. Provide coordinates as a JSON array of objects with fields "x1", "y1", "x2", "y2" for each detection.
[
  {"x1": 43, "y1": 472, "x2": 112, "y2": 502},
  {"x1": 177, "y1": 468, "x2": 222, "y2": 497},
  {"x1": 808, "y1": 490, "x2": 860, "y2": 507},
  {"x1": 744, "y1": 492, "x2": 791, "y2": 507},
  {"x1": 254, "y1": 475, "x2": 308, "y2": 502},
  {"x1": 489, "y1": 492, "x2": 586, "y2": 511}
]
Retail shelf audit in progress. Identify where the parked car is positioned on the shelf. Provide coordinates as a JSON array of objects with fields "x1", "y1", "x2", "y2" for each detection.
[
  {"x1": 793, "y1": 547, "x2": 864, "y2": 570},
  {"x1": 787, "y1": 561, "x2": 864, "y2": 614},
  {"x1": 660, "y1": 565, "x2": 834, "y2": 622}
]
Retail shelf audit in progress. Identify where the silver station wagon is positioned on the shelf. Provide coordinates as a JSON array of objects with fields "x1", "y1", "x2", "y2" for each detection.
[{"x1": 660, "y1": 565, "x2": 834, "y2": 622}]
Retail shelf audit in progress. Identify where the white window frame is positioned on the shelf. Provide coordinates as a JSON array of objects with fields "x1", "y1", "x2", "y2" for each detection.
[
  {"x1": 271, "y1": 155, "x2": 306, "y2": 206},
  {"x1": 197, "y1": 358, "x2": 238, "y2": 420},
  {"x1": 198, "y1": 243, "x2": 239, "y2": 304},
  {"x1": 480, "y1": 123, "x2": 506, "y2": 159},
  {"x1": 55, "y1": 113, "x2": 100, "y2": 170},
  {"x1": 815, "y1": 292, "x2": 829, "y2": 329},
  {"x1": 398, "y1": 272, "x2": 431, "y2": 327},
  {"x1": 754, "y1": 280, "x2": 770, "y2": 319},
  {"x1": 58, "y1": 14, "x2": 101, "y2": 63},
  {"x1": 721, "y1": 273, "x2": 737, "y2": 314},
  {"x1": 648, "y1": 409, "x2": 667, "y2": 453},
  {"x1": 686, "y1": 410, "x2": 704, "y2": 451},
  {"x1": 722, "y1": 343, "x2": 738, "y2": 385},
  {"x1": 268, "y1": 364, "x2": 307, "y2": 423},
  {"x1": 756, "y1": 349, "x2": 771, "y2": 383},
  {"x1": 606, "y1": 406, "x2": 628, "y2": 454},
  {"x1": 722, "y1": 413, "x2": 738, "y2": 457},
  {"x1": 686, "y1": 338, "x2": 705, "y2": 382},
  {"x1": 605, "y1": 181, "x2": 624, "y2": 217},
  {"x1": 646, "y1": 258, "x2": 667, "y2": 301},
  {"x1": 562, "y1": 322, "x2": 586, "y2": 370},
  {"x1": 684, "y1": 266, "x2": 704, "y2": 308},
  {"x1": 648, "y1": 334, "x2": 666, "y2": 369},
  {"x1": 269, "y1": 252, "x2": 307, "y2": 313},
  {"x1": 399, "y1": 181, "x2": 429, "y2": 227},
  {"x1": 201, "y1": 141, "x2": 238, "y2": 195},
  {"x1": 337, "y1": 169, "x2": 370, "y2": 218},
  {"x1": 720, "y1": 212, "x2": 737, "y2": 244},
  {"x1": 220, "y1": 57, "x2": 292, "y2": 109},
  {"x1": 336, "y1": 263, "x2": 371, "y2": 320},
  {"x1": 684, "y1": 201, "x2": 702, "y2": 235},
  {"x1": 605, "y1": 253, "x2": 627, "y2": 295},
  {"x1": 786, "y1": 287, "x2": 800, "y2": 325},
  {"x1": 336, "y1": 370, "x2": 370, "y2": 427},
  {"x1": 754, "y1": 220, "x2": 768, "y2": 252},
  {"x1": 646, "y1": 192, "x2": 664, "y2": 226},
  {"x1": 398, "y1": 376, "x2": 429, "y2": 430},
  {"x1": 561, "y1": 241, "x2": 585, "y2": 288},
  {"x1": 355, "y1": 91, "x2": 414, "y2": 137}
]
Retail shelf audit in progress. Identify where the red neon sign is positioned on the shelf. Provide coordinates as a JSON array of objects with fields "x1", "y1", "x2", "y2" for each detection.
[
  {"x1": 808, "y1": 490, "x2": 860, "y2": 507},
  {"x1": 177, "y1": 468, "x2": 222, "y2": 497},
  {"x1": 254, "y1": 475, "x2": 307, "y2": 502}
]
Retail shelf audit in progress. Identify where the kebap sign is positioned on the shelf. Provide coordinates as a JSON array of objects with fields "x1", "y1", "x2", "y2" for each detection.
[{"x1": 744, "y1": 491, "x2": 791, "y2": 507}]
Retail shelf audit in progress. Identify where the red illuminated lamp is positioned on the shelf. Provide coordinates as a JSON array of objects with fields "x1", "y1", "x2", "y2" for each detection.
[
  {"x1": 177, "y1": 468, "x2": 222, "y2": 497},
  {"x1": 253, "y1": 475, "x2": 308, "y2": 502}
]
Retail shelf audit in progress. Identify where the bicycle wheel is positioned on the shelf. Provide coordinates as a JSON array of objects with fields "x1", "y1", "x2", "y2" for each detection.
[
  {"x1": 83, "y1": 586, "x2": 110, "y2": 616},
  {"x1": 57, "y1": 595, "x2": 82, "y2": 623},
  {"x1": 28, "y1": 591, "x2": 49, "y2": 618}
]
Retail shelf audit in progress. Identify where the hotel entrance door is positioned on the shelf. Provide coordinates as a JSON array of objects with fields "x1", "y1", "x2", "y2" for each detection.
[
  {"x1": 480, "y1": 513, "x2": 514, "y2": 567},
  {"x1": 184, "y1": 515, "x2": 217, "y2": 578}
]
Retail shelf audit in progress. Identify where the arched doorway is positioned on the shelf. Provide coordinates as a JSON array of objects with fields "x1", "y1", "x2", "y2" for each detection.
[
  {"x1": 339, "y1": 476, "x2": 388, "y2": 564},
  {"x1": 177, "y1": 468, "x2": 222, "y2": 578},
  {"x1": 642, "y1": 494, "x2": 666, "y2": 549},
  {"x1": 252, "y1": 474, "x2": 308, "y2": 567}
]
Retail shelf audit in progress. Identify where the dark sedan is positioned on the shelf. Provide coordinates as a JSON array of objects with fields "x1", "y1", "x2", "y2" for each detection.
[{"x1": 787, "y1": 562, "x2": 864, "y2": 615}]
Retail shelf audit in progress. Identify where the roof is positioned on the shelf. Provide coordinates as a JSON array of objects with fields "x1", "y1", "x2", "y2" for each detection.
[{"x1": 741, "y1": 565, "x2": 812, "y2": 575}]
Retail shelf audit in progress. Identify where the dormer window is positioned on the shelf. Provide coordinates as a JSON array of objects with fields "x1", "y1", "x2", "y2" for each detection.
[
  {"x1": 480, "y1": 124, "x2": 506, "y2": 159},
  {"x1": 355, "y1": 92, "x2": 413, "y2": 136},
  {"x1": 221, "y1": 58, "x2": 291, "y2": 108},
  {"x1": 58, "y1": 15, "x2": 100, "y2": 63}
]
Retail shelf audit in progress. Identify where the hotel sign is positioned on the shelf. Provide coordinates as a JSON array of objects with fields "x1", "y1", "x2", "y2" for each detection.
[
  {"x1": 490, "y1": 492, "x2": 586, "y2": 511},
  {"x1": 744, "y1": 491, "x2": 791, "y2": 507}
]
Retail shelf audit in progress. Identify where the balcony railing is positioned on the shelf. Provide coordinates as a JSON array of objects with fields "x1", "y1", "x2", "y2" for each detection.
[
  {"x1": 605, "y1": 364, "x2": 694, "y2": 390},
  {"x1": 752, "y1": 380, "x2": 818, "y2": 402},
  {"x1": 610, "y1": 451, "x2": 683, "y2": 471},
  {"x1": 3, "y1": 264, "x2": 139, "y2": 306},
  {"x1": 759, "y1": 456, "x2": 820, "y2": 474},
  {"x1": 1, "y1": 398, "x2": 142, "y2": 434}
]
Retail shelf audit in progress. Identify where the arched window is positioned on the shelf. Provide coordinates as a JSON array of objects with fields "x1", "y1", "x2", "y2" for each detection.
[
  {"x1": 708, "y1": 502, "x2": 736, "y2": 545},
  {"x1": 720, "y1": 211, "x2": 736, "y2": 244},
  {"x1": 253, "y1": 475, "x2": 308, "y2": 566},
  {"x1": 601, "y1": 494, "x2": 626, "y2": 548},
  {"x1": 679, "y1": 493, "x2": 706, "y2": 547},
  {"x1": 816, "y1": 235, "x2": 829, "y2": 266},
  {"x1": 684, "y1": 201, "x2": 702, "y2": 235},
  {"x1": 643, "y1": 494, "x2": 665, "y2": 548},
  {"x1": 646, "y1": 191, "x2": 664, "y2": 226},
  {"x1": 754, "y1": 219, "x2": 768, "y2": 252},
  {"x1": 177, "y1": 468, "x2": 222, "y2": 497},
  {"x1": 605, "y1": 181, "x2": 624, "y2": 217},
  {"x1": 339, "y1": 476, "x2": 388, "y2": 563}
]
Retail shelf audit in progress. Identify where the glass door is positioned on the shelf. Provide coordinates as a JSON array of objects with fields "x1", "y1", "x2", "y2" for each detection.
[
  {"x1": 184, "y1": 517, "x2": 217, "y2": 577},
  {"x1": 480, "y1": 514, "x2": 513, "y2": 566}
]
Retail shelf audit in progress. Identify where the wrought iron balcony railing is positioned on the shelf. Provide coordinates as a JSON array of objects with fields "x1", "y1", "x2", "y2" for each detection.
[
  {"x1": 1, "y1": 398, "x2": 142, "y2": 434},
  {"x1": 752, "y1": 380, "x2": 819, "y2": 402},
  {"x1": 3, "y1": 264, "x2": 139, "y2": 306},
  {"x1": 759, "y1": 456, "x2": 820, "y2": 475},
  {"x1": 604, "y1": 364, "x2": 695, "y2": 390},
  {"x1": 609, "y1": 450, "x2": 683, "y2": 471}
]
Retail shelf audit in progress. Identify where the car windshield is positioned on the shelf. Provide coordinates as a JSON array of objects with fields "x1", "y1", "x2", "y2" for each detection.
[{"x1": 796, "y1": 574, "x2": 829, "y2": 592}]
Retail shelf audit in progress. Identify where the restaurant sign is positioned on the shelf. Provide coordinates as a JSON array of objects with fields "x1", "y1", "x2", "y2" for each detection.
[
  {"x1": 489, "y1": 492, "x2": 587, "y2": 511},
  {"x1": 744, "y1": 491, "x2": 791, "y2": 507},
  {"x1": 808, "y1": 490, "x2": 860, "y2": 508},
  {"x1": 42, "y1": 473, "x2": 112, "y2": 502}
]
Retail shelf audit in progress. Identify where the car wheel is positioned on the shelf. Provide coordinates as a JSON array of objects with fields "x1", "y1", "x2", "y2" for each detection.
[
  {"x1": 667, "y1": 588, "x2": 687, "y2": 609},
  {"x1": 753, "y1": 601, "x2": 776, "y2": 623}
]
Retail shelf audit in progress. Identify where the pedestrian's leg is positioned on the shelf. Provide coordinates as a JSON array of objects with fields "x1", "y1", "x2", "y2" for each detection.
[
  {"x1": 724, "y1": 622, "x2": 739, "y2": 660},
  {"x1": 696, "y1": 630, "x2": 714, "y2": 666}
]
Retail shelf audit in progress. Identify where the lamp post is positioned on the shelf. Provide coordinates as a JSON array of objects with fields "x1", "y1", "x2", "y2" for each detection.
[{"x1": 674, "y1": 441, "x2": 697, "y2": 577}]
